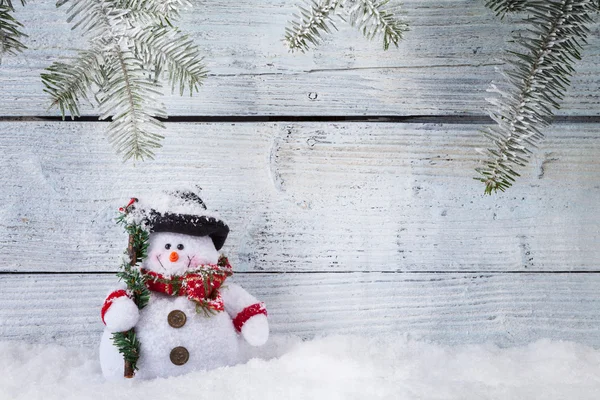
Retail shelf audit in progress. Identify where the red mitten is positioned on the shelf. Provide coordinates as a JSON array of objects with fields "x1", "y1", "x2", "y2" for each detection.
[{"x1": 233, "y1": 303, "x2": 269, "y2": 346}]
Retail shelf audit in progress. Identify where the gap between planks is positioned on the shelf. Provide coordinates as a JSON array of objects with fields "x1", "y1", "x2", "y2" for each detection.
[
  {"x1": 1, "y1": 115, "x2": 600, "y2": 124},
  {"x1": 3, "y1": 272, "x2": 600, "y2": 347},
  {"x1": 2, "y1": 271, "x2": 600, "y2": 275}
]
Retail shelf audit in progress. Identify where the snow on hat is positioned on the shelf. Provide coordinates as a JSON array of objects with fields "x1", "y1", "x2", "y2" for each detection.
[{"x1": 129, "y1": 190, "x2": 229, "y2": 251}]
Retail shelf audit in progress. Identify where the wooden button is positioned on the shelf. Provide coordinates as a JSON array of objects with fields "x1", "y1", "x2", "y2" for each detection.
[
  {"x1": 170, "y1": 346, "x2": 189, "y2": 366},
  {"x1": 168, "y1": 310, "x2": 187, "y2": 328}
]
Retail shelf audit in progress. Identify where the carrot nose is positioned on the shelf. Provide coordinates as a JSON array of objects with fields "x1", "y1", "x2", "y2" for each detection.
[{"x1": 169, "y1": 252, "x2": 179, "y2": 262}]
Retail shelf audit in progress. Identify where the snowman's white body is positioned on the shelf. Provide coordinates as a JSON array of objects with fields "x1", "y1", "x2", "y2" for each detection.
[{"x1": 99, "y1": 232, "x2": 269, "y2": 380}]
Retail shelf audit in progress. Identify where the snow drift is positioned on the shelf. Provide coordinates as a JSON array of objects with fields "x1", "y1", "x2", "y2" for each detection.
[{"x1": 1, "y1": 335, "x2": 599, "y2": 400}]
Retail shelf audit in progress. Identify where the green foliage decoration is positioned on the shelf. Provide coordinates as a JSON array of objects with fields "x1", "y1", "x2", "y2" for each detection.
[
  {"x1": 111, "y1": 328, "x2": 142, "y2": 372},
  {"x1": 111, "y1": 201, "x2": 150, "y2": 373}
]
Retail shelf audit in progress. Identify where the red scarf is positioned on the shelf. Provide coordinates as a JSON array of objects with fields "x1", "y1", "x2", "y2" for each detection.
[{"x1": 141, "y1": 256, "x2": 233, "y2": 313}]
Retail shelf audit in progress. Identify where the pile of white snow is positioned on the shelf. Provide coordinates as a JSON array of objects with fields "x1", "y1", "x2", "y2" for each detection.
[{"x1": 1, "y1": 335, "x2": 599, "y2": 400}]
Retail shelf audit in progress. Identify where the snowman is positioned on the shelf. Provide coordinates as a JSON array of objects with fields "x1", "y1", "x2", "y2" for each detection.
[{"x1": 99, "y1": 192, "x2": 269, "y2": 380}]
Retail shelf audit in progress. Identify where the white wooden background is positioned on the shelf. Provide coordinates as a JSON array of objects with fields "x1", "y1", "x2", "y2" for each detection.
[{"x1": 1, "y1": 1, "x2": 600, "y2": 348}]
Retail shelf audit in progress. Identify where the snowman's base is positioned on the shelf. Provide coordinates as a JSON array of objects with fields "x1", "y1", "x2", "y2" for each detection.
[{"x1": 100, "y1": 295, "x2": 242, "y2": 380}]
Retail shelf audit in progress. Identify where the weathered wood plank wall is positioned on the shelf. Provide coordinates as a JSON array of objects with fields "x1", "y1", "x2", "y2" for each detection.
[
  {"x1": 3, "y1": 0, "x2": 600, "y2": 116},
  {"x1": 1, "y1": 122, "x2": 599, "y2": 273},
  {"x1": 0, "y1": 1, "x2": 599, "y2": 347},
  {"x1": 3, "y1": 274, "x2": 600, "y2": 347}
]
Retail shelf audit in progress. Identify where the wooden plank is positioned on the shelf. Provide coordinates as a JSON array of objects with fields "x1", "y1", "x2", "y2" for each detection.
[
  {"x1": 1, "y1": 272, "x2": 600, "y2": 347},
  {"x1": 1, "y1": 0, "x2": 599, "y2": 116},
  {"x1": 0, "y1": 121, "x2": 598, "y2": 272}
]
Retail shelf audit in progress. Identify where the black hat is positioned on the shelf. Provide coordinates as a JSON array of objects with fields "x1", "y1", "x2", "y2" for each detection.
[{"x1": 138, "y1": 191, "x2": 229, "y2": 251}]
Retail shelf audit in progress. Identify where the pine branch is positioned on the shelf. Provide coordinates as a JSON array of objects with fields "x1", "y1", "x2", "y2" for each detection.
[
  {"x1": 0, "y1": 1, "x2": 27, "y2": 62},
  {"x1": 485, "y1": 0, "x2": 529, "y2": 17},
  {"x1": 101, "y1": 48, "x2": 166, "y2": 161},
  {"x1": 41, "y1": 50, "x2": 100, "y2": 117},
  {"x1": 114, "y1": 0, "x2": 191, "y2": 26},
  {"x1": 60, "y1": 0, "x2": 126, "y2": 38},
  {"x1": 284, "y1": 0, "x2": 407, "y2": 52},
  {"x1": 345, "y1": 0, "x2": 408, "y2": 50},
  {"x1": 113, "y1": 204, "x2": 151, "y2": 376},
  {"x1": 284, "y1": 0, "x2": 342, "y2": 53},
  {"x1": 111, "y1": 329, "x2": 141, "y2": 371},
  {"x1": 116, "y1": 263, "x2": 150, "y2": 309},
  {"x1": 130, "y1": 25, "x2": 206, "y2": 96},
  {"x1": 476, "y1": 0, "x2": 595, "y2": 194},
  {"x1": 43, "y1": 0, "x2": 205, "y2": 161}
]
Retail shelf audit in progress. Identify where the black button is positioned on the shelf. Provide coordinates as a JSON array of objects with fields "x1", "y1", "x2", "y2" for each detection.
[
  {"x1": 170, "y1": 346, "x2": 189, "y2": 366},
  {"x1": 168, "y1": 310, "x2": 187, "y2": 328}
]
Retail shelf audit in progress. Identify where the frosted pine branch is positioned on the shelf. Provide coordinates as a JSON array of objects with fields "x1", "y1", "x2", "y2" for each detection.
[
  {"x1": 102, "y1": 49, "x2": 165, "y2": 161},
  {"x1": 117, "y1": 0, "x2": 192, "y2": 26},
  {"x1": 476, "y1": 0, "x2": 596, "y2": 194},
  {"x1": 484, "y1": 0, "x2": 529, "y2": 17},
  {"x1": 42, "y1": 0, "x2": 205, "y2": 161},
  {"x1": 41, "y1": 50, "x2": 100, "y2": 117},
  {"x1": 0, "y1": 0, "x2": 27, "y2": 62},
  {"x1": 284, "y1": 0, "x2": 341, "y2": 52},
  {"x1": 345, "y1": 0, "x2": 408, "y2": 50},
  {"x1": 130, "y1": 26, "x2": 206, "y2": 96},
  {"x1": 285, "y1": 0, "x2": 407, "y2": 52}
]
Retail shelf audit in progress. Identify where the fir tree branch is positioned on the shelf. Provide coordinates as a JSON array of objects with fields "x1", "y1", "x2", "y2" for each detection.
[
  {"x1": 47, "y1": 0, "x2": 167, "y2": 160},
  {"x1": 113, "y1": 203, "x2": 151, "y2": 376},
  {"x1": 115, "y1": 0, "x2": 191, "y2": 26},
  {"x1": 101, "y1": 47, "x2": 166, "y2": 161},
  {"x1": 345, "y1": 0, "x2": 408, "y2": 50},
  {"x1": 41, "y1": 50, "x2": 100, "y2": 117},
  {"x1": 484, "y1": 0, "x2": 529, "y2": 17},
  {"x1": 130, "y1": 25, "x2": 206, "y2": 96},
  {"x1": 60, "y1": 0, "x2": 125, "y2": 38},
  {"x1": 43, "y1": 0, "x2": 205, "y2": 161},
  {"x1": 0, "y1": 1, "x2": 27, "y2": 62},
  {"x1": 285, "y1": 0, "x2": 407, "y2": 52},
  {"x1": 476, "y1": 0, "x2": 595, "y2": 194},
  {"x1": 111, "y1": 329, "x2": 141, "y2": 371},
  {"x1": 284, "y1": 0, "x2": 341, "y2": 53}
]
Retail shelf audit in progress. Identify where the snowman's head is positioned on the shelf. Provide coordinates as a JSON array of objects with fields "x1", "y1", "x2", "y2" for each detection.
[{"x1": 143, "y1": 232, "x2": 220, "y2": 276}]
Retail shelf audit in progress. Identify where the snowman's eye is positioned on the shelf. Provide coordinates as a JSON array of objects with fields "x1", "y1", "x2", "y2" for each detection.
[
  {"x1": 165, "y1": 243, "x2": 171, "y2": 250},
  {"x1": 177, "y1": 244, "x2": 184, "y2": 250}
]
